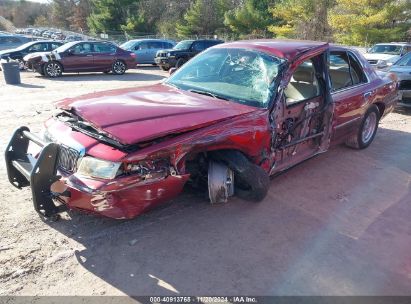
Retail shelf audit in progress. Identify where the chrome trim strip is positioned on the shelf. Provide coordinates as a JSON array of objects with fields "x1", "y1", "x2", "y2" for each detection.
[{"x1": 335, "y1": 117, "x2": 362, "y2": 129}]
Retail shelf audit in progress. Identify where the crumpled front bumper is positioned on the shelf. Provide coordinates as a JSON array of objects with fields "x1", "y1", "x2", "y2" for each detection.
[{"x1": 5, "y1": 126, "x2": 190, "y2": 220}]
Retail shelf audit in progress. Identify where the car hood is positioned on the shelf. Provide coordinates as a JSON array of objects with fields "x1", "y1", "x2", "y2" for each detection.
[
  {"x1": 55, "y1": 83, "x2": 259, "y2": 145},
  {"x1": 364, "y1": 53, "x2": 401, "y2": 62}
]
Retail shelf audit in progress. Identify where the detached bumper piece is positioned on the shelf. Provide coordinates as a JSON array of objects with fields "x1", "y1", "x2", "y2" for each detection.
[{"x1": 5, "y1": 127, "x2": 69, "y2": 219}]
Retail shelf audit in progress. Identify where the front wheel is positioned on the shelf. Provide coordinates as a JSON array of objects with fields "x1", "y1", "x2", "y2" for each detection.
[
  {"x1": 345, "y1": 105, "x2": 379, "y2": 149},
  {"x1": 44, "y1": 61, "x2": 63, "y2": 77},
  {"x1": 112, "y1": 60, "x2": 126, "y2": 75}
]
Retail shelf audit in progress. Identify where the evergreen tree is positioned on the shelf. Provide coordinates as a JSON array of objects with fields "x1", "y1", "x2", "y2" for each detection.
[
  {"x1": 268, "y1": 0, "x2": 333, "y2": 41},
  {"x1": 224, "y1": 0, "x2": 276, "y2": 38},
  {"x1": 329, "y1": 0, "x2": 411, "y2": 46},
  {"x1": 176, "y1": 0, "x2": 231, "y2": 38}
]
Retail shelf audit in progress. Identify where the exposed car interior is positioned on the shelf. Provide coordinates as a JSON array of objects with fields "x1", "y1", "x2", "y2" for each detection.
[{"x1": 284, "y1": 61, "x2": 320, "y2": 105}]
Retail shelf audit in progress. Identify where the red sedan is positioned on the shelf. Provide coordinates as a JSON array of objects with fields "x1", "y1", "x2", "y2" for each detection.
[
  {"x1": 6, "y1": 40, "x2": 398, "y2": 220},
  {"x1": 24, "y1": 41, "x2": 136, "y2": 77}
]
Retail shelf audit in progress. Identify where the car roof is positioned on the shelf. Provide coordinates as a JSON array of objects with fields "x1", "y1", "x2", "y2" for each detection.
[
  {"x1": 374, "y1": 42, "x2": 411, "y2": 46},
  {"x1": 127, "y1": 38, "x2": 174, "y2": 42},
  {"x1": 215, "y1": 39, "x2": 329, "y2": 60}
]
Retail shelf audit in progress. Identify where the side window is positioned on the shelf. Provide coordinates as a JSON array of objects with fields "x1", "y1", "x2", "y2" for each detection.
[
  {"x1": 71, "y1": 43, "x2": 93, "y2": 54},
  {"x1": 94, "y1": 43, "x2": 116, "y2": 53},
  {"x1": 51, "y1": 43, "x2": 61, "y2": 50},
  {"x1": 347, "y1": 52, "x2": 367, "y2": 85},
  {"x1": 192, "y1": 41, "x2": 205, "y2": 51},
  {"x1": 329, "y1": 52, "x2": 352, "y2": 91},
  {"x1": 329, "y1": 51, "x2": 367, "y2": 91},
  {"x1": 284, "y1": 60, "x2": 320, "y2": 106},
  {"x1": 28, "y1": 43, "x2": 48, "y2": 52},
  {"x1": 137, "y1": 42, "x2": 149, "y2": 50},
  {"x1": 148, "y1": 41, "x2": 163, "y2": 49}
]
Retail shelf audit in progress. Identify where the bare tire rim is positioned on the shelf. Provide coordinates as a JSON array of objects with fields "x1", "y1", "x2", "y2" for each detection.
[
  {"x1": 46, "y1": 62, "x2": 61, "y2": 77},
  {"x1": 113, "y1": 61, "x2": 125, "y2": 74},
  {"x1": 362, "y1": 112, "x2": 377, "y2": 143}
]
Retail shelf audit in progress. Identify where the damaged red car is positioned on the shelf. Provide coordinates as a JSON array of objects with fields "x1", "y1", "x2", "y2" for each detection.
[{"x1": 5, "y1": 40, "x2": 398, "y2": 220}]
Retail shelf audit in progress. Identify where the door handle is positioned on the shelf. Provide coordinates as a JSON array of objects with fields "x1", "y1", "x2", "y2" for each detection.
[
  {"x1": 364, "y1": 91, "x2": 373, "y2": 99},
  {"x1": 86, "y1": 54, "x2": 93, "y2": 57}
]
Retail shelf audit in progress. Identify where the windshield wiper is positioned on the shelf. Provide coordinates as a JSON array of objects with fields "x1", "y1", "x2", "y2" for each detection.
[{"x1": 188, "y1": 89, "x2": 229, "y2": 101}]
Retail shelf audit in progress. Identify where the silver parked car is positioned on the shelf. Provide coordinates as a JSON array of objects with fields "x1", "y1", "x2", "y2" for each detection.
[
  {"x1": 120, "y1": 39, "x2": 175, "y2": 65},
  {"x1": 389, "y1": 52, "x2": 411, "y2": 107}
]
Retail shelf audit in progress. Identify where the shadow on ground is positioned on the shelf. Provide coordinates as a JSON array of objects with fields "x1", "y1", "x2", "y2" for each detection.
[
  {"x1": 44, "y1": 127, "x2": 411, "y2": 296},
  {"x1": 33, "y1": 66, "x2": 166, "y2": 83}
]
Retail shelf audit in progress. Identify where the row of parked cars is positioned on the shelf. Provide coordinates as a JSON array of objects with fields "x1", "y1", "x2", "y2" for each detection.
[
  {"x1": 1, "y1": 35, "x2": 411, "y2": 106},
  {"x1": 0, "y1": 37, "x2": 224, "y2": 76}
]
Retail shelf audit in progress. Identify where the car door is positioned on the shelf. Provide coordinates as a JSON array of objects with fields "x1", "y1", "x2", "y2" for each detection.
[
  {"x1": 61, "y1": 42, "x2": 94, "y2": 72},
  {"x1": 134, "y1": 41, "x2": 150, "y2": 63},
  {"x1": 93, "y1": 42, "x2": 117, "y2": 70},
  {"x1": 146, "y1": 41, "x2": 164, "y2": 64},
  {"x1": 329, "y1": 50, "x2": 371, "y2": 143},
  {"x1": 271, "y1": 51, "x2": 333, "y2": 172}
]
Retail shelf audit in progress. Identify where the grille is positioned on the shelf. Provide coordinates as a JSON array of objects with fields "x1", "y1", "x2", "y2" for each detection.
[
  {"x1": 57, "y1": 145, "x2": 80, "y2": 173},
  {"x1": 399, "y1": 80, "x2": 411, "y2": 90},
  {"x1": 368, "y1": 60, "x2": 378, "y2": 65}
]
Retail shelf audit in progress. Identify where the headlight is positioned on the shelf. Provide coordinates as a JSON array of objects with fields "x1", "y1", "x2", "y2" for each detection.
[
  {"x1": 376, "y1": 60, "x2": 389, "y2": 69},
  {"x1": 77, "y1": 157, "x2": 121, "y2": 179}
]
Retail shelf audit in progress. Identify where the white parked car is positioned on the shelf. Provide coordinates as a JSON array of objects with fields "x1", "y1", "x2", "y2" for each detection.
[{"x1": 364, "y1": 42, "x2": 411, "y2": 69}]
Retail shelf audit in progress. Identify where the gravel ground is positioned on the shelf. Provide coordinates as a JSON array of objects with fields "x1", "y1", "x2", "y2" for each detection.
[{"x1": 0, "y1": 68, "x2": 410, "y2": 296}]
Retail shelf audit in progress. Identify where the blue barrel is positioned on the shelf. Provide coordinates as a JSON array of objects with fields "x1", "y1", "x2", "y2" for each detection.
[{"x1": 1, "y1": 61, "x2": 21, "y2": 85}]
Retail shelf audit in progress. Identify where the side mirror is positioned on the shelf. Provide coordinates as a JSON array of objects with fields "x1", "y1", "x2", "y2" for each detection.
[
  {"x1": 376, "y1": 60, "x2": 388, "y2": 69},
  {"x1": 169, "y1": 67, "x2": 177, "y2": 75},
  {"x1": 67, "y1": 49, "x2": 74, "y2": 55}
]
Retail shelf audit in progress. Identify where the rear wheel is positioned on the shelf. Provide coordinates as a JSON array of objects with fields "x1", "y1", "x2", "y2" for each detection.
[
  {"x1": 345, "y1": 105, "x2": 379, "y2": 149},
  {"x1": 159, "y1": 65, "x2": 170, "y2": 71},
  {"x1": 44, "y1": 61, "x2": 62, "y2": 77},
  {"x1": 112, "y1": 60, "x2": 126, "y2": 75}
]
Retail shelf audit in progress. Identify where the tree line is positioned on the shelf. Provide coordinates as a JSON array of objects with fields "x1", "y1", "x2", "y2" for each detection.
[{"x1": 1, "y1": 0, "x2": 410, "y2": 46}]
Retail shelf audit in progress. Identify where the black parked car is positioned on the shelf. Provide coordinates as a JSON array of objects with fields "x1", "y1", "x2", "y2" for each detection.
[
  {"x1": 0, "y1": 40, "x2": 63, "y2": 70},
  {"x1": 154, "y1": 39, "x2": 223, "y2": 71}
]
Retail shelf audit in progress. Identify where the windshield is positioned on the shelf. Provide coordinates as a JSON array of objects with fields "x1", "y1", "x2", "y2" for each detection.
[
  {"x1": 15, "y1": 41, "x2": 36, "y2": 51},
  {"x1": 369, "y1": 44, "x2": 402, "y2": 55},
  {"x1": 394, "y1": 52, "x2": 411, "y2": 66},
  {"x1": 173, "y1": 40, "x2": 194, "y2": 50},
  {"x1": 120, "y1": 40, "x2": 136, "y2": 50},
  {"x1": 53, "y1": 42, "x2": 77, "y2": 53},
  {"x1": 166, "y1": 48, "x2": 285, "y2": 108}
]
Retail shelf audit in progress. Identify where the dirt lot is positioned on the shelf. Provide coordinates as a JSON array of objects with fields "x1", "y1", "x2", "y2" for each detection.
[{"x1": 0, "y1": 68, "x2": 410, "y2": 296}]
